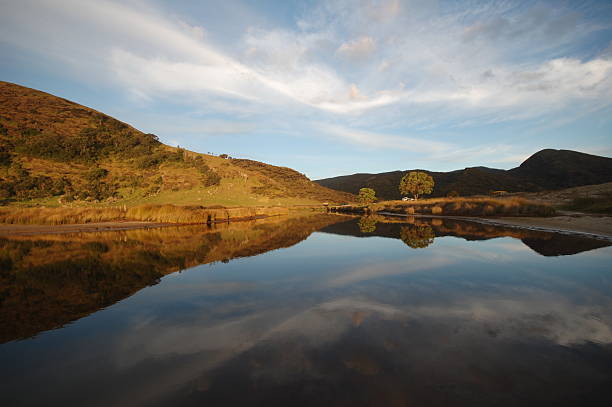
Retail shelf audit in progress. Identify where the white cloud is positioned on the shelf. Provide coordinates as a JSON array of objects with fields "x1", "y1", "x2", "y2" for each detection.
[
  {"x1": 0, "y1": 0, "x2": 610, "y2": 166},
  {"x1": 3, "y1": 0, "x2": 610, "y2": 121},
  {"x1": 319, "y1": 123, "x2": 451, "y2": 153},
  {"x1": 336, "y1": 36, "x2": 376, "y2": 60},
  {"x1": 365, "y1": 0, "x2": 401, "y2": 21}
]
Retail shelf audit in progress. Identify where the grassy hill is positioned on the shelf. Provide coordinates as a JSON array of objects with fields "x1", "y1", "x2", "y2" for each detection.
[
  {"x1": 316, "y1": 150, "x2": 612, "y2": 200},
  {"x1": 0, "y1": 81, "x2": 353, "y2": 207}
]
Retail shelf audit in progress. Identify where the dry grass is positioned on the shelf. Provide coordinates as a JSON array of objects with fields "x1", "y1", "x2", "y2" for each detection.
[
  {"x1": 1, "y1": 81, "x2": 355, "y2": 207},
  {"x1": 0, "y1": 204, "x2": 294, "y2": 225},
  {"x1": 332, "y1": 196, "x2": 556, "y2": 217},
  {"x1": 0, "y1": 206, "x2": 125, "y2": 225}
]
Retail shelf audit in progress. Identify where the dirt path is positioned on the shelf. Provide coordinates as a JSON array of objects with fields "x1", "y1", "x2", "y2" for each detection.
[{"x1": 0, "y1": 221, "x2": 173, "y2": 236}]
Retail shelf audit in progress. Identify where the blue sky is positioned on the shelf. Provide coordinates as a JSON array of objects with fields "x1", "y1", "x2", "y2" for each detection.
[{"x1": 1, "y1": 0, "x2": 611, "y2": 179}]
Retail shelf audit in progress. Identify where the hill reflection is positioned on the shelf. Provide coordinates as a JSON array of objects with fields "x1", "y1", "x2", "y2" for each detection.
[
  {"x1": 323, "y1": 215, "x2": 612, "y2": 256},
  {"x1": 0, "y1": 214, "x2": 346, "y2": 343}
]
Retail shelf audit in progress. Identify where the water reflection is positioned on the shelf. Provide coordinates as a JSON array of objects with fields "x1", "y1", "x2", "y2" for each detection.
[
  {"x1": 0, "y1": 213, "x2": 345, "y2": 343},
  {"x1": 399, "y1": 224, "x2": 435, "y2": 248},
  {"x1": 358, "y1": 216, "x2": 377, "y2": 233},
  {"x1": 1, "y1": 214, "x2": 611, "y2": 406},
  {"x1": 322, "y1": 215, "x2": 612, "y2": 256}
]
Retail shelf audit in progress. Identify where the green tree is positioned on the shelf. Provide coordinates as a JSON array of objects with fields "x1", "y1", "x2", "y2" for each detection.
[
  {"x1": 399, "y1": 171, "x2": 434, "y2": 200},
  {"x1": 358, "y1": 187, "x2": 376, "y2": 204}
]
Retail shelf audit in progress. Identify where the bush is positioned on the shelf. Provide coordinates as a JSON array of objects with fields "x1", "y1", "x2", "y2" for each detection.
[
  {"x1": 86, "y1": 167, "x2": 109, "y2": 182},
  {"x1": 0, "y1": 145, "x2": 11, "y2": 166},
  {"x1": 192, "y1": 159, "x2": 221, "y2": 187},
  {"x1": 15, "y1": 122, "x2": 160, "y2": 163}
]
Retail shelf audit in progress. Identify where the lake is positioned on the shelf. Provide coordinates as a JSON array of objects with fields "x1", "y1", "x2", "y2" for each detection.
[{"x1": 1, "y1": 213, "x2": 611, "y2": 406}]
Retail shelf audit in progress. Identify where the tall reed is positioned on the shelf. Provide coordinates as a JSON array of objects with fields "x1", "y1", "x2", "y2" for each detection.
[{"x1": 0, "y1": 204, "x2": 291, "y2": 225}]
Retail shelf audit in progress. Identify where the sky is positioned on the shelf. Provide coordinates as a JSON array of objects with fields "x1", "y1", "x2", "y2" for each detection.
[{"x1": 1, "y1": 0, "x2": 611, "y2": 179}]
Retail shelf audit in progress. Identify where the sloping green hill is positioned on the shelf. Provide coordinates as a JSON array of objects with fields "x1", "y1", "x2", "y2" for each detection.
[
  {"x1": 0, "y1": 81, "x2": 354, "y2": 206},
  {"x1": 316, "y1": 150, "x2": 612, "y2": 199}
]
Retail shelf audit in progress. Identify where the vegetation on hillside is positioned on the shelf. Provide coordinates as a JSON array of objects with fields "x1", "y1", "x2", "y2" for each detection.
[{"x1": 0, "y1": 81, "x2": 353, "y2": 207}]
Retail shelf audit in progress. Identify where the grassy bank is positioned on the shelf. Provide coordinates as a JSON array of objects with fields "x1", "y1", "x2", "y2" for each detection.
[
  {"x1": 330, "y1": 197, "x2": 556, "y2": 217},
  {"x1": 0, "y1": 204, "x2": 317, "y2": 225}
]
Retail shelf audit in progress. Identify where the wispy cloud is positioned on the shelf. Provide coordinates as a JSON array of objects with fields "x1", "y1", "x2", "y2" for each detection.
[
  {"x1": 0, "y1": 0, "x2": 610, "y2": 175},
  {"x1": 319, "y1": 123, "x2": 450, "y2": 153},
  {"x1": 336, "y1": 36, "x2": 376, "y2": 60}
]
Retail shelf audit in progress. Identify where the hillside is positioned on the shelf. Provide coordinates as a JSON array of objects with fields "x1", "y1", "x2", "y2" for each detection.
[
  {"x1": 0, "y1": 81, "x2": 353, "y2": 206},
  {"x1": 316, "y1": 149, "x2": 612, "y2": 200}
]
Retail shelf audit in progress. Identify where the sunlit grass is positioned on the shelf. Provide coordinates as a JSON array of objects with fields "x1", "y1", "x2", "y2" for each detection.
[
  {"x1": 333, "y1": 196, "x2": 556, "y2": 217},
  {"x1": 0, "y1": 204, "x2": 300, "y2": 225}
]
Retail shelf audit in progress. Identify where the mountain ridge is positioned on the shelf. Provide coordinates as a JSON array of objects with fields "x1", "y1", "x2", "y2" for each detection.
[{"x1": 315, "y1": 149, "x2": 612, "y2": 199}]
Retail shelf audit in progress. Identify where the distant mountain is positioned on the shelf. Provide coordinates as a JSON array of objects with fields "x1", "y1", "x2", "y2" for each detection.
[
  {"x1": 508, "y1": 149, "x2": 612, "y2": 190},
  {"x1": 315, "y1": 149, "x2": 612, "y2": 199},
  {"x1": 0, "y1": 81, "x2": 353, "y2": 205}
]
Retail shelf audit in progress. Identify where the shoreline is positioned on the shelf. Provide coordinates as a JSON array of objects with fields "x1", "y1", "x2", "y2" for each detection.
[
  {"x1": 2, "y1": 212, "x2": 611, "y2": 240},
  {"x1": 377, "y1": 212, "x2": 612, "y2": 241},
  {"x1": 473, "y1": 215, "x2": 612, "y2": 240},
  {"x1": 0, "y1": 221, "x2": 175, "y2": 236},
  {"x1": 0, "y1": 209, "x2": 326, "y2": 236}
]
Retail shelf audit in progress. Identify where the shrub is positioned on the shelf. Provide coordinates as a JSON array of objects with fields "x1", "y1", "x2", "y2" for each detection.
[
  {"x1": 0, "y1": 145, "x2": 11, "y2": 166},
  {"x1": 14, "y1": 122, "x2": 160, "y2": 163},
  {"x1": 358, "y1": 188, "x2": 376, "y2": 204},
  {"x1": 86, "y1": 167, "x2": 109, "y2": 182}
]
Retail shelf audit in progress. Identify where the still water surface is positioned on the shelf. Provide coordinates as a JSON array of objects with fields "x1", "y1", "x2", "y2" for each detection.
[{"x1": 1, "y1": 213, "x2": 611, "y2": 406}]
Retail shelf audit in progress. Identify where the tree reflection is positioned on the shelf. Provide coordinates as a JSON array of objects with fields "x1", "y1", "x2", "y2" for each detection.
[
  {"x1": 400, "y1": 225, "x2": 435, "y2": 249},
  {"x1": 358, "y1": 216, "x2": 377, "y2": 233}
]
